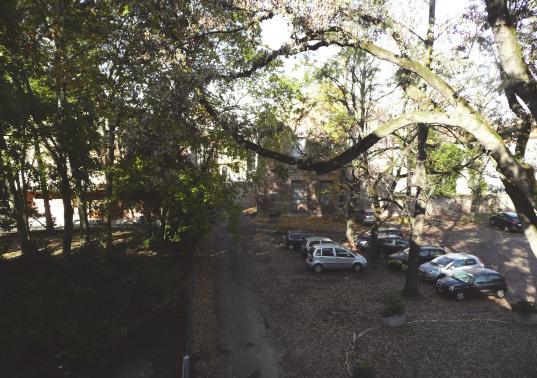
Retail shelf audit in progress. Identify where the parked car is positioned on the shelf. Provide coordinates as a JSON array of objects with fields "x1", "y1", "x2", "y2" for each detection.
[
  {"x1": 356, "y1": 209, "x2": 375, "y2": 225},
  {"x1": 360, "y1": 235, "x2": 409, "y2": 257},
  {"x1": 387, "y1": 245, "x2": 446, "y2": 271},
  {"x1": 302, "y1": 236, "x2": 334, "y2": 254},
  {"x1": 489, "y1": 212, "x2": 523, "y2": 232},
  {"x1": 435, "y1": 268, "x2": 507, "y2": 300},
  {"x1": 306, "y1": 244, "x2": 367, "y2": 273},
  {"x1": 354, "y1": 228, "x2": 404, "y2": 247},
  {"x1": 284, "y1": 230, "x2": 316, "y2": 250},
  {"x1": 418, "y1": 253, "x2": 484, "y2": 282}
]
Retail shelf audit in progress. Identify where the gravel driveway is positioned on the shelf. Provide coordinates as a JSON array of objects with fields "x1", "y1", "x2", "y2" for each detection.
[{"x1": 240, "y1": 216, "x2": 537, "y2": 377}]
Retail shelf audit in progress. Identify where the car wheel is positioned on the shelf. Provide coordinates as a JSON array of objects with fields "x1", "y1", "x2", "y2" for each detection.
[
  {"x1": 313, "y1": 264, "x2": 323, "y2": 273},
  {"x1": 455, "y1": 292, "x2": 465, "y2": 301},
  {"x1": 353, "y1": 263, "x2": 363, "y2": 272},
  {"x1": 504, "y1": 225, "x2": 511, "y2": 232},
  {"x1": 496, "y1": 289, "x2": 505, "y2": 298}
]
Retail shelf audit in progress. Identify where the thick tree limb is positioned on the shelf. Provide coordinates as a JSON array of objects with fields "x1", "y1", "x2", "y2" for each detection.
[{"x1": 485, "y1": 0, "x2": 537, "y2": 122}]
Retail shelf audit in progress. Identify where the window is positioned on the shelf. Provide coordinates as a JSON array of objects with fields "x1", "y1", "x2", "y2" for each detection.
[
  {"x1": 314, "y1": 250, "x2": 321, "y2": 256},
  {"x1": 419, "y1": 249, "x2": 429, "y2": 257},
  {"x1": 474, "y1": 275, "x2": 489, "y2": 285},
  {"x1": 336, "y1": 249, "x2": 351, "y2": 257},
  {"x1": 321, "y1": 248, "x2": 334, "y2": 257},
  {"x1": 465, "y1": 259, "x2": 477, "y2": 266},
  {"x1": 291, "y1": 180, "x2": 307, "y2": 206},
  {"x1": 451, "y1": 260, "x2": 465, "y2": 268},
  {"x1": 489, "y1": 275, "x2": 503, "y2": 283},
  {"x1": 319, "y1": 181, "x2": 333, "y2": 206}
]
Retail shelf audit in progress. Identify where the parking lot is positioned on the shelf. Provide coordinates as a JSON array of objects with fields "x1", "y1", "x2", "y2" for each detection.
[{"x1": 239, "y1": 215, "x2": 537, "y2": 377}]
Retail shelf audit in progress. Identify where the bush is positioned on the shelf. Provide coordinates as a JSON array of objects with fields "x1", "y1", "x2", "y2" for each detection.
[
  {"x1": 382, "y1": 294, "x2": 405, "y2": 317},
  {"x1": 351, "y1": 361, "x2": 376, "y2": 378},
  {"x1": 510, "y1": 300, "x2": 537, "y2": 314}
]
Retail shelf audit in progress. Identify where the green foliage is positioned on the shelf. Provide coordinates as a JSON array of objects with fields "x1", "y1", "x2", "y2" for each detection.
[
  {"x1": 427, "y1": 143, "x2": 465, "y2": 198},
  {"x1": 382, "y1": 294, "x2": 405, "y2": 317},
  {"x1": 351, "y1": 361, "x2": 376, "y2": 378},
  {"x1": 0, "y1": 237, "x2": 186, "y2": 375}
]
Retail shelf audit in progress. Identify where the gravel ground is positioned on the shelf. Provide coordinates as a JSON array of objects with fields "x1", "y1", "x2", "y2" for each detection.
[
  {"x1": 242, "y1": 216, "x2": 537, "y2": 377},
  {"x1": 349, "y1": 320, "x2": 537, "y2": 377},
  {"x1": 192, "y1": 237, "x2": 219, "y2": 377}
]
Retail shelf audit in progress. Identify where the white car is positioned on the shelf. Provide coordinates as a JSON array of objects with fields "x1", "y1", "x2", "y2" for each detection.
[
  {"x1": 301, "y1": 236, "x2": 334, "y2": 254},
  {"x1": 418, "y1": 253, "x2": 484, "y2": 282}
]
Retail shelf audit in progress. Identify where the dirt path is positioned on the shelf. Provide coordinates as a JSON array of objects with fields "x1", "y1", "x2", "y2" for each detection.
[{"x1": 213, "y1": 220, "x2": 284, "y2": 378}]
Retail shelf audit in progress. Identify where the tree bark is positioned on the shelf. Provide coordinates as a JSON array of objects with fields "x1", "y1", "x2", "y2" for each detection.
[
  {"x1": 57, "y1": 161, "x2": 74, "y2": 256},
  {"x1": 403, "y1": 125, "x2": 428, "y2": 297},
  {"x1": 0, "y1": 136, "x2": 35, "y2": 254},
  {"x1": 105, "y1": 117, "x2": 118, "y2": 245},
  {"x1": 35, "y1": 141, "x2": 54, "y2": 232},
  {"x1": 485, "y1": 0, "x2": 537, "y2": 122}
]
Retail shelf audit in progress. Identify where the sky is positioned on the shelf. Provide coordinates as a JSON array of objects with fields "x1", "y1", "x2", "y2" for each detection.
[{"x1": 259, "y1": 0, "x2": 472, "y2": 76}]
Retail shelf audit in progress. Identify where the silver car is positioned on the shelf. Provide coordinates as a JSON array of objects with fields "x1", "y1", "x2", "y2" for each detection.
[
  {"x1": 306, "y1": 244, "x2": 367, "y2": 273},
  {"x1": 302, "y1": 236, "x2": 334, "y2": 254},
  {"x1": 418, "y1": 253, "x2": 484, "y2": 282}
]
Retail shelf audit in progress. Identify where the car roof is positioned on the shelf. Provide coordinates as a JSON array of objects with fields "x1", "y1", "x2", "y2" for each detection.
[
  {"x1": 314, "y1": 243, "x2": 348, "y2": 249},
  {"x1": 444, "y1": 252, "x2": 478, "y2": 260},
  {"x1": 464, "y1": 267, "x2": 503, "y2": 276},
  {"x1": 306, "y1": 236, "x2": 333, "y2": 241},
  {"x1": 505, "y1": 212, "x2": 518, "y2": 217},
  {"x1": 421, "y1": 244, "x2": 443, "y2": 249},
  {"x1": 380, "y1": 234, "x2": 404, "y2": 239}
]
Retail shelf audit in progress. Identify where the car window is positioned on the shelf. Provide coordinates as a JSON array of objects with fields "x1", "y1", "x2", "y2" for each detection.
[
  {"x1": 397, "y1": 240, "x2": 408, "y2": 246},
  {"x1": 419, "y1": 249, "x2": 429, "y2": 257},
  {"x1": 383, "y1": 239, "x2": 395, "y2": 246},
  {"x1": 489, "y1": 274, "x2": 504, "y2": 283},
  {"x1": 465, "y1": 259, "x2": 477, "y2": 266},
  {"x1": 474, "y1": 275, "x2": 489, "y2": 284},
  {"x1": 314, "y1": 250, "x2": 321, "y2": 256},
  {"x1": 451, "y1": 260, "x2": 465, "y2": 268},
  {"x1": 311, "y1": 240, "x2": 320, "y2": 246},
  {"x1": 321, "y1": 248, "x2": 334, "y2": 257},
  {"x1": 335, "y1": 249, "x2": 352, "y2": 257},
  {"x1": 431, "y1": 249, "x2": 444, "y2": 258}
]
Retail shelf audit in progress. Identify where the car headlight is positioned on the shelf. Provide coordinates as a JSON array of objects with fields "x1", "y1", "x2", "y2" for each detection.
[{"x1": 449, "y1": 286, "x2": 455, "y2": 292}]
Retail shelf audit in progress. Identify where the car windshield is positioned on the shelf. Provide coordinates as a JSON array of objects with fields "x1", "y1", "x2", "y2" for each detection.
[
  {"x1": 431, "y1": 256, "x2": 454, "y2": 267},
  {"x1": 452, "y1": 270, "x2": 473, "y2": 283}
]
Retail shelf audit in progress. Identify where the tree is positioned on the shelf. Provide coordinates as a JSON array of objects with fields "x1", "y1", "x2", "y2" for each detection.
[{"x1": 200, "y1": 1, "x2": 537, "y2": 262}]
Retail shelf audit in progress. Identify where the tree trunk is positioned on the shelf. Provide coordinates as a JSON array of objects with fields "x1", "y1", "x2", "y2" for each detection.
[
  {"x1": 403, "y1": 125, "x2": 429, "y2": 297},
  {"x1": 105, "y1": 118, "x2": 118, "y2": 245},
  {"x1": 58, "y1": 162, "x2": 74, "y2": 256},
  {"x1": 35, "y1": 141, "x2": 54, "y2": 232},
  {"x1": 9, "y1": 176, "x2": 36, "y2": 255},
  {"x1": 73, "y1": 171, "x2": 91, "y2": 244},
  {"x1": 345, "y1": 175, "x2": 360, "y2": 248},
  {"x1": 485, "y1": 0, "x2": 537, "y2": 121}
]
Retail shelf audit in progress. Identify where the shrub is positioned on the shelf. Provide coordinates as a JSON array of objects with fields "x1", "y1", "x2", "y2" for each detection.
[
  {"x1": 351, "y1": 361, "x2": 376, "y2": 378},
  {"x1": 510, "y1": 300, "x2": 537, "y2": 314},
  {"x1": 382, "y1": 294, "x2": 405, "y2": 317}
]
